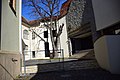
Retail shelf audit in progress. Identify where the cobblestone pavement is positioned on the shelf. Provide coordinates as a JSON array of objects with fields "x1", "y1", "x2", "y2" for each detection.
[
  {"x1": 23, "y1": 59, "x2": 98, "y2": 74},
  {"x1": 26, "y1": 59, "x2": 120, "y2": 80},
  {"x1": 21, "y1": 50, "x2": 120, "y2": 80},
  {"x1": 23, "y1": 49, "x2": 93, "y2": 73},
  {"x1": 30, "y1": 68, "x2": 120, "y2": 80},
  {"x1": 36, "y1": 59, "x2": 99, "y2": 72}
]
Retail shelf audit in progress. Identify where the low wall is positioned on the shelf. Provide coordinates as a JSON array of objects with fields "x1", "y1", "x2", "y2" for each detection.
[
  {"x1": 94, "y1": 35, "x2": 120, "y2": 74},
  {"x1": 0, "y1": 51, "x2": 20, "y2": 80}
]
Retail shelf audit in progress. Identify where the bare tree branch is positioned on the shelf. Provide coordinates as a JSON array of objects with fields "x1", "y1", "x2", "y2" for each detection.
[
  {"x1": 23, "y1": 0, "x2": 64, "y2": 58},
  {"x1": 30, "y1": 29, "x2": 46, "y2": 42},
  {"x1": 36, "y1": 5, "x2": 51, "y2": 16},
  {"x1": 57, "y1": 23, "x2": 64, "y2": 37}
]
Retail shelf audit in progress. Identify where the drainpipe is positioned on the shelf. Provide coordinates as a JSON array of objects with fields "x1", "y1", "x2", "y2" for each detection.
[
  {"x1": 19, "y1": 0, "x2": 27, "y2": 76},
  {"x1": 0, "y1": 0, "x2": 2, "y2": 49}
]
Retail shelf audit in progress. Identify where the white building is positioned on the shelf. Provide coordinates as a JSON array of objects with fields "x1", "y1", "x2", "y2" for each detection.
[{"x1": 22, "y1": 15, "x2": 69, "y2": 60}]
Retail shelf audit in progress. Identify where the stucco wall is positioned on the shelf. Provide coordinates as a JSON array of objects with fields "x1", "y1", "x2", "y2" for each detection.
[
  {"x1": 22, "y1": 23, "x2": 51, "y2": 59},
  {"x1": 94, "y1": 36, "x2": 110, "y2": 71},
  {"x1": 92, "y1": 0, "x2": 120, "y2": 30},
  {"x1": 106, "y1": 35, "x2": 120, "y2": 74},
  {"x1": 0, "y1": 51, "x2": 20, "y2": 80},
  {"x1": 94, "y1": 35, "x2": 120, "y2": 74},
  {"x1": 22, "y1": 25, "x2": 32, "y2": 60},
  {"x1": 22, "y1": 25, "x2": 30, "y2": 48},
  {"x1": 30, "y1": 26, "x2": 47, "y2": 59},
  {"x1": 0, "y1": 0, "x2": 21, "y2": 79},
  {"x1": 59, "y1": 16, "x2": 69, "y2": 57},
  {"x1": 1, "y1": 0, "x2": 20, "y2": 52}
]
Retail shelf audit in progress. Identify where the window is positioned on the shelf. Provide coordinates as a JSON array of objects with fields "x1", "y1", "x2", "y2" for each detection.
[
  {"x1": 9, "y1": 0, "x2": 16, "y2": 16},
  {"x1": 115, "y1": 29, "x2": 120, "y2": 34},
  {"x1": 23, "y1": 30, "x2": 29, "y2": 40},
  {"x1": 24, "y1": 45, "x2": 28, "y2": 55},
  {"x1": 25, "y1": 45, "x2": 28, "y2": 51},
  {"x1": 32, "y1": 51, "x2": 35, "y2": 58},
  {"x1": 32, "y1": 32, "x2": 36, "y2": 39}
]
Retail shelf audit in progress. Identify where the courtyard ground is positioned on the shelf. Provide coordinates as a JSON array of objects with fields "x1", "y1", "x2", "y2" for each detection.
[{"x1": 17, "y1": 49, "x2": 120, "y2": 80}]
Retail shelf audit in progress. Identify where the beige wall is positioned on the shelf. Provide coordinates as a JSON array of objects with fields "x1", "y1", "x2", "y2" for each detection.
[
  {"x1": 106, "y1": 35, "x2": 120, "y2": 74},
  {"x1": 0, "y1": 0, "x2": 21, "y2": 80},
  {"x1": 1, "y1": 0, "x2": 20, "y2": 52},
  {"x1": 0, "y1": 51, "x2": 20, "y2": 80},
  {"x1": 94, "y1": 36, "x2": 110, "y2": 71},
  {"x1": 94, "y1": 35, "x2": 120, "y2": 74},
  {"x1": 92, "y1": 0, "x2": 120, "y2": 30}
]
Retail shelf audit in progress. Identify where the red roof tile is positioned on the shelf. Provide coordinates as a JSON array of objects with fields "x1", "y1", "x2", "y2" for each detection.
[
  {"x1": 22, "y1": 16, "x2": 29, "y2": 25},
  {"x1": 60, "y1": 0, "x2": 72, "y2": 17}
]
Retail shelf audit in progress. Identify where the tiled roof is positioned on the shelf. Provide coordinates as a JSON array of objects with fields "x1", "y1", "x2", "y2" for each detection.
[
  {"x1": 29, "y1": 20, "x2": 40, "y2": 27},
  {"x1": 22, "y1": 16, "x2": 29, "y2": 25},
  {"x1": 22, "y1": 16, "x2": 40, "y2": 27},
  {"x1": 22, "y1": 0, "x2": 72, "y2": 27},
  {"x1": 60, "y1": 0, "x2": 72, "y2": 17}
]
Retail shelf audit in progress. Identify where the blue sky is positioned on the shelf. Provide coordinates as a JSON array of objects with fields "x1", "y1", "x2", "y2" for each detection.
[{"x1": 22, "y1": 0, "x2": 67, "y2": 21}]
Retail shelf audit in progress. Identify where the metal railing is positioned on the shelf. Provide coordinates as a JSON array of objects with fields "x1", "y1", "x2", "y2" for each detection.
[{"x1": 22, "y1": 49, "x2": 64, "y2": 60}]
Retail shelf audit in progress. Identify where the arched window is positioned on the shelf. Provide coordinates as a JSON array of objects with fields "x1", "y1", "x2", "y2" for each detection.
[
  {"x1": 9, "y1": 0, "x2": 16, "y2": 16},
  {"x1": 23, "y1": 29, "x2": 29, "y2": 40}
]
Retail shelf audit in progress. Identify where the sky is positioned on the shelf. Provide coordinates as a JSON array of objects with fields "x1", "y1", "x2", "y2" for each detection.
[{"x1": 22, "y1": 0, "x2": 67, "y2": 21}]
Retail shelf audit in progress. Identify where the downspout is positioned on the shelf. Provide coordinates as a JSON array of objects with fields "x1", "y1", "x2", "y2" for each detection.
[
  {"x1": 0, "y1": 0, "x2": 2, "y2": 49},
  {"x1": 19, "y1": 0, "x2": 25, "y2": 76}
]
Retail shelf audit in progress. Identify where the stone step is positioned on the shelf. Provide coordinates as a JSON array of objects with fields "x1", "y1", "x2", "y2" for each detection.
[{"x1": 14, "y1": 75, "x2": 31, "y2": 80}]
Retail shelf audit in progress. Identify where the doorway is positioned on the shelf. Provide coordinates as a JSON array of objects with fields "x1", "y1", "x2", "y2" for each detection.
[{"x1": 71, "y1": 35, "x2": 93, "y2": 54}]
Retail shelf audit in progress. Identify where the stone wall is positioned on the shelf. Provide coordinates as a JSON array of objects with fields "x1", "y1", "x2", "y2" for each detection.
[
  {"x1": 66, "y1": 0, "x2": 86, "y2": 32},
  {"x1": 0, "y1": 51, "x2": 20, "y2": 80}
]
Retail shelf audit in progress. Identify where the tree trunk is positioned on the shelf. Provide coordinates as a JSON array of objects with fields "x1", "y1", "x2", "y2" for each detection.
[{"x1": 50, "y1": 19, "x2": 58, "y2": 58}]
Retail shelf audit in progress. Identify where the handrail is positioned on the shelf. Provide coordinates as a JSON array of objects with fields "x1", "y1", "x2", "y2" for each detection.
[{"x1": 0, "y1": 63, "x2": 15, "y2": 80}]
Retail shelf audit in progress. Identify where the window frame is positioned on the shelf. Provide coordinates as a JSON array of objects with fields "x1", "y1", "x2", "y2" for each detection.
[
  {"x1": 23, "y1": 30, "x2": 29, "y2": 40},
  {"x1": 32, "y1": 51, "x2": 35, "y2": 58},
  {"x1": 9, "y1": 0, "x2": 16, "y2": 16},
  {"x1": 32, "y1": 32, "x2": 36, "y2": 40},
  {"x1": 25, "y1": 45, "x2": 28, "y2": 51}
]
